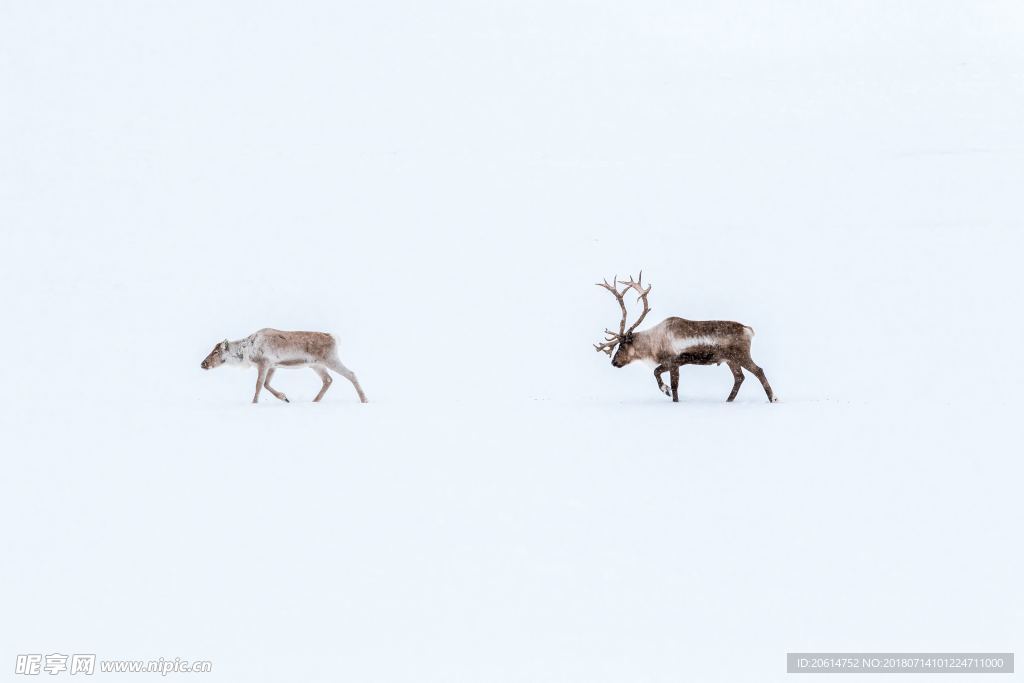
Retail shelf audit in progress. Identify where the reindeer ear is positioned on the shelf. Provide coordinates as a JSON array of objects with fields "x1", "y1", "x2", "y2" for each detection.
[{"x1": 220, "y1": 339, "x2": 229, "y2": 350}]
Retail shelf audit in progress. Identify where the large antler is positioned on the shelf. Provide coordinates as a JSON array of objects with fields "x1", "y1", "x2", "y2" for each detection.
[
  {"x1": 619, "y1": 272, "x2": 652, "y2": 334},
  {"x1": 593, "y1": 275, "x2": 627, "y2": 356},
  {"x1": 594, "y1": 272, "x2": 653, "y2": 355},
  {"x1": 593, "y1": 329, "x2": 622, "y2": 356}
]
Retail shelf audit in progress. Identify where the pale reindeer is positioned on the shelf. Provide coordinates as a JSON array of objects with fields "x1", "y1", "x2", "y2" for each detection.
[
  {"x1": 201, "y1": 328, "x2": 368, "y2": 404},
  {"x1": 594, "y1": 274, "x2": 776, "y2": 403}
]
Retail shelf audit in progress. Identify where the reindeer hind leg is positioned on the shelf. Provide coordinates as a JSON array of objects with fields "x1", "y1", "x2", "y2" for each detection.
[
  {"x1": 326, "y1": 356, "x2": 368, "y2": 403},
  {"x1": 739, "y1": 357, "x2": 776, "y2": 403},
  {"x1": 312, "y1": 366, "x2": 333, "y2": 402},
  {"x1": 726, "y1": 361, "x2": 744, "y2": 402}
]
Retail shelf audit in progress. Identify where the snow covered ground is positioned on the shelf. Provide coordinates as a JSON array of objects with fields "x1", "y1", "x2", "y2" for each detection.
[{"x1": 2, "y1": 1, "x2": 1022, "y2": 681}]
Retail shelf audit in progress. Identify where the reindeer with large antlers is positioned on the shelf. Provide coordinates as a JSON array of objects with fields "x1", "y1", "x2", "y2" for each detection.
[{"x1": 594, "y1": 274, "x2": 776, "y2": 403}]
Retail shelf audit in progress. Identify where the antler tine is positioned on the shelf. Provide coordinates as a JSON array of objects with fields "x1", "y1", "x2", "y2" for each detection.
[
  {"x1": 594, "y1": 326, "x2": 621, "y2": 355},
  {"x1": 595, "y1": 275, "x2": 626, "y2": 294},
  {"x1": 594, "y1": 329, "x2": 622, "y2": 354}
]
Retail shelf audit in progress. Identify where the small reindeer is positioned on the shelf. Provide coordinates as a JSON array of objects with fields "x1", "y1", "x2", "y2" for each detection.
[
  {"x1": 594, "y1": 274, "x2": 776, "y2": 403},
  {"x1": 201, "y1": 328, "x2": 368, "y2": 404}
]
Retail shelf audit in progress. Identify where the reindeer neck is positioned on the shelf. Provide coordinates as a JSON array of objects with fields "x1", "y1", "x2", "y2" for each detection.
[
  {"x1": 226, "y1": 336, "x2": 256, "y2": 366},
  {"x1": 630, "y1": 329, "x2": 660, "y2": 360}
]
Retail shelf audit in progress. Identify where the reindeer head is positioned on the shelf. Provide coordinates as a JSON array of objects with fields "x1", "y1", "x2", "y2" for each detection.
[
  {"x1": 200, "y1": 340, "x2": 230, "y2": 370},
  {"x1": 594, "y1": 273, "x2": 652, "y2": 368}
]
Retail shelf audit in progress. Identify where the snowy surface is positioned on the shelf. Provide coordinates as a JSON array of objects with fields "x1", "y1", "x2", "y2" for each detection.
[{"x1": 2, "y1": 1, "x2": 1022, "y2": 681}]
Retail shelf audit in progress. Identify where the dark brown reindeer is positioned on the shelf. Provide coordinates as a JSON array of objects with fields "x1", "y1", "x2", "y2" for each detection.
[{"x1": 594, "y1": 274, "x2": 776, "y2": 403}]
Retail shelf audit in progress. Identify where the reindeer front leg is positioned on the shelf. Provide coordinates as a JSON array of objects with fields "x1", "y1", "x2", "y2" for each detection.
[
  {"x1": 653, "y1": 364, "x2": 672, "y2": 397},
  {"x1": 262, "y1": 368, "x2": 290, "y2": 403},
  {"x1": 253, "y1": 364, "x2": 268, "y2": 404},
  {"x1": 670, "y1": 366, "x2": 680, "y2": 402}
]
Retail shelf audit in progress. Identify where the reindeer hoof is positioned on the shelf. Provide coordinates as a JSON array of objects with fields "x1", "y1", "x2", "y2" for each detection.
[{"x1": 284, "y1": 397, "x2": 290, "y2": 403}]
